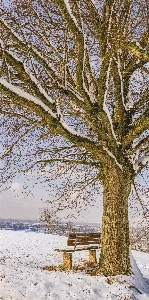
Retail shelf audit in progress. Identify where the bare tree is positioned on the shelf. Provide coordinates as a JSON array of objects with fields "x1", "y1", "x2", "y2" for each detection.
[
  {"x1": 39, "y1": 208, "x2": 60, "y2": 233},
  {"x1": 0, "y1": 0, "x2": 149, "y2": 276}
]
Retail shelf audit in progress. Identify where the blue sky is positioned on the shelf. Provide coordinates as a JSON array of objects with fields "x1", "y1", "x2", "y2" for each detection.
[{"x1": 0, "y1": 0, "x2": 148, "y2": 226}]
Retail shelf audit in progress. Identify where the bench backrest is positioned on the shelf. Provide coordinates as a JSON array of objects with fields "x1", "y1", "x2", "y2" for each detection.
[{"x1": 67, "y1": 232, "x2": 101, "y2": 248}]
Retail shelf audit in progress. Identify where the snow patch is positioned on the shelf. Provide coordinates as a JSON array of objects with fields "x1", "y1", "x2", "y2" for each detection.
[{"x1": 130, "y1": 251, "x2": 149, "y2": 295}]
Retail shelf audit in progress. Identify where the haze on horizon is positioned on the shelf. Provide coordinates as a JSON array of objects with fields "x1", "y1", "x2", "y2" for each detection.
[{"x1": 0, "y1": 174, "x2": 147, "y2": 227}]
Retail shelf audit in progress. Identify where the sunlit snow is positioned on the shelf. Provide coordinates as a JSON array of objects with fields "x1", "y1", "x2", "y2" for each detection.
[{"x1": 0, "y1": 230, "x2": 149, "y2": 300}]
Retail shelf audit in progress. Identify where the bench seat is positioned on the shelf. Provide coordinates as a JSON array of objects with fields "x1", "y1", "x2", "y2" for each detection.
[
  {"x1": 54, "y1": 232, "x2": 101, "y2": 270},
  {"x1": 55, "y1": 245, "x2": 99, "y2": 252}
]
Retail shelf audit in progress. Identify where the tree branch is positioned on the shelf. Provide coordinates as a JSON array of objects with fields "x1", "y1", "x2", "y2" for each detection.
[
  {"x1": 0, "y1": 124, "x2": 37, "y2": 159},
  {"x1": 133, "y1": 181, "x2": 149, "y2": 220},
  {"x1": 122, "y1": 111, "x2": 149, "y2": 150}
]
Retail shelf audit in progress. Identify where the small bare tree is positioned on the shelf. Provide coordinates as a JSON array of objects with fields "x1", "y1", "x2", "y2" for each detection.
[
  {"x1": 39, "y1": 208, "x2": 60, "y2": 233},
  {"x1": 0, "y1": 0, "x2": 149, "y2": 275}
]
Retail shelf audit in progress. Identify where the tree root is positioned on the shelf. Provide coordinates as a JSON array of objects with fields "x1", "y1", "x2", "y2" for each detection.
[
  {"x1": 89, "y1": 266, "x2": 104, "y2": 276},
  {"x1": 89, "y1": 264, "x2": 131, "y2": 276},
  {"x1": 43, "y1": 265, "x2": 66, "y2": 271}
]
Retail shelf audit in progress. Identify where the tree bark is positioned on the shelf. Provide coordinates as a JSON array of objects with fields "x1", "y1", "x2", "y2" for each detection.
[{"x1": 92, "y1": 165, "x2": 132, "y2": 276}]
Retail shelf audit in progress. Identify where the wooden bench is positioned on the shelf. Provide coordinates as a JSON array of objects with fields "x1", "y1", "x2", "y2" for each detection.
[{"x1": 54, "y1": 232, "x2": 101, "y2": 270}]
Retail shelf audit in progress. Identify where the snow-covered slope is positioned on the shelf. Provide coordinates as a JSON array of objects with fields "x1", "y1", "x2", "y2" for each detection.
[{"x1": 0, "y1": 230, "x2": 149, "y2": 300}]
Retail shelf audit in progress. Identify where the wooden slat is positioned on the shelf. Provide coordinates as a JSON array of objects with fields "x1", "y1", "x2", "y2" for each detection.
[
  {"x1": 68, "y1": 233, "x2": 100, "y2": 238},
  {"x1": 68, "y1": 238, "x2": 100, "y2": 243},
  {"x1": 67, "y1": 240, "x2": 99, "y2": 246},
  {"x1": 76, "y1": 237, "x2": 99, "y2": 240},
  {"x1": 67, "y1": 232, "x2": 101, "y2": 246},
  {"x1": 55, "y1": 245, "x2": 100, "y2": 252},
  {"x1": 68, "y1": 233, "x2": 76, "y2": 238},
  {"x1": 68, "y1": 237, "x2": 99, "y2": 241}
]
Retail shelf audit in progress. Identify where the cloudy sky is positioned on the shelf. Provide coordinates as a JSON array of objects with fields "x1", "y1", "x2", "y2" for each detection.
[
  {"x1": 0, "y1": 168, "x2": 148, "y2": 227},
  {"x1": 0, "y1": 170, "x2": 103, "y2": 222}
]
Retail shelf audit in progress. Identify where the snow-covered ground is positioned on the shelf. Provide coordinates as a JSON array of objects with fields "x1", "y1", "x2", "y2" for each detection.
[{"x1": 0, "y1": 230, "x2": 149, "y2": 300}]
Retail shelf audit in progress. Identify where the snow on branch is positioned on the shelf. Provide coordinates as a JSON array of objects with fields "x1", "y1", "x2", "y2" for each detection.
[
  {"x1": 1, "y1": 19, "x2": 62, "y2": 88},
  {"x1": 30, "y1": 46, "x2": 85, "y2": 105},
  {"x1": 132, "y1": 135, "x2": 149, "y2": 152},
  {"x1": 5, "y1": 49, "x2": 55, "y2": 105},
  {"x1": 82, "y1": 39, "x2": 94, "y2": 103},
  {"x1": 5, "y1": 50, "x2": 23, "y2": 64},
  {"x1": 103, "y1": 58, "x2": 121, "y2": 145},
  {"x1": 117, "y1": 50, "x2": 128, "y2": 110},
  {"x1": 60, "y1": 118, "x2": 92, "y2": 140},
  {"x1": 103, "y1": 146, "x2": 122, "y2": 170},
  {"x1": 0, "y1": 78, "x2": 92, "y2": 142},
  {"x1": 63, "y1": 0, "x2": 82, "y2": 32},
  {"x1": 129, "y1": 146, "x2": 149, "y2": 173},
  {"x1": 135, "y1": 153, "x2": 149, "y2": 172},
  {"x1": 66, "y1": 83, "x2": 85, "y2": 103},
  {"x1": 23, "y1": 61, "x2": 54, "y2": 104},
  {"x1": 0, "y1": 78, "x2": 56, "y2": 118},
  {"x1": 0, "y1": 80, "x2": 91, "y2": 147},
  {"x1": 34, "y1": 59, "x2": 80, "y2": 108}
]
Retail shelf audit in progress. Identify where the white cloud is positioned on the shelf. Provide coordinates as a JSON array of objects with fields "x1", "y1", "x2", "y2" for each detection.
[{"x1": 11, "y1": 182, "x2": 21, "y2": 190}]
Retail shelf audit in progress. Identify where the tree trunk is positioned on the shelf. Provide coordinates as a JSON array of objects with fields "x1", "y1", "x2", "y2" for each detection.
[{"x1": 92, "y1": 165, "x2": 132, "y2": 276}]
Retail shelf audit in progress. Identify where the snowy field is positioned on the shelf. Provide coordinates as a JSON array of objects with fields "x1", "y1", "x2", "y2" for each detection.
[{"x1": 0, "y1": 230, "x2": 149, "y2": 300}]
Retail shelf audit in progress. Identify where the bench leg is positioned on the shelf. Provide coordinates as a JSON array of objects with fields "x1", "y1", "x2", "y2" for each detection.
[
  {"x1": 62, "y1": 252, "x2": 72, "y2": 270},
  {"x1": 89, "y1": 250, "x2": 97, "y2": 263}
]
